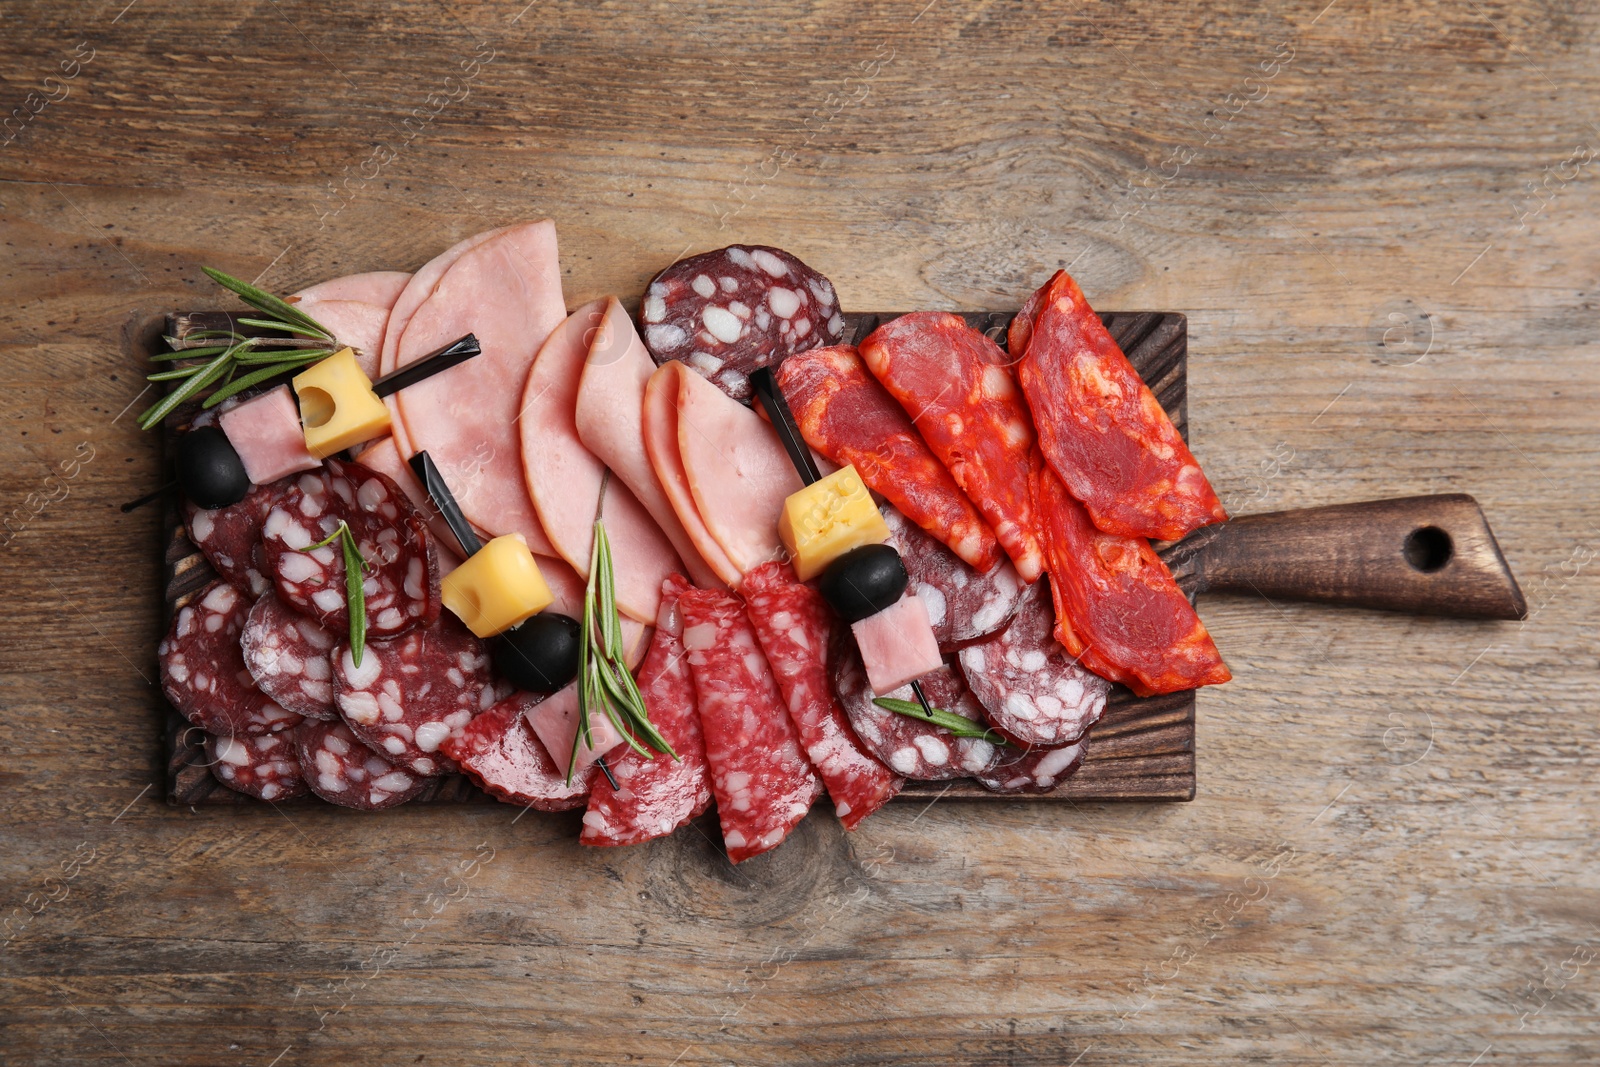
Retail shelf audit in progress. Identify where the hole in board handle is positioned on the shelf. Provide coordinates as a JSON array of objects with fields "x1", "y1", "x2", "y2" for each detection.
[{"x1": 1404, "y1": 526, "x2": 1453, "y2": 573}]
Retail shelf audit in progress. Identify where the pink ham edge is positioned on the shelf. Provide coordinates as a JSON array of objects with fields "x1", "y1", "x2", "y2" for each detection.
[
  {"x1": 850, "y1": 593, "x2": 945, "y2": 695},
  {"x1": 525, "y1": 683, "x2": 625, "y2": 780},
  {"x1": 389, "y1": 221, "x2": 566, "y2": 561},
  {"x1": 520, "y1": 299, "x2": 683, "y2": 625},
  {"x1": 293, "y1": 270, "x2": 411, "y2": 308},
  {"x1": 575, "y1": 297, "x2": 727, "y2": 591},
  {"x1": 642, "y1": 363, "x2": 743, "y2": 588},
  {"x1": 291, "y1": 270, "x2": 410, "y2": 379},
  {"x1": 674, "y1": 358, "x2": 803, "y2": 579}
]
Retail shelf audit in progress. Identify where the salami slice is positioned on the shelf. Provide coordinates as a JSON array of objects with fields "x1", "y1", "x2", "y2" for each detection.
[
  {"x1": 679, "y1": 587, "x2": 823, "y2": 863},
  {"x1": 741, "y1": 563, "x2": 902, "y2": 831},
  {"x1": 442, "y1": 692, "x2": 594, "y2": 811},
  {"x1": 882, "y1": 505, "x2": 1025, "y2": 652},
  {"x1": 957, "y1": 578, "x2": 1110, "y2": 746},
  {"x1": 1035, "y1": 465, "x2": 1230, "y2": 696},
  {"x1": 334, "y1": 614, "x2": 500, "y2": 777},
  {"x1": 1015, "y1": 270, "x2": 1227, "y2": 541},
  {"x1": 183, "y1": 479, "x2": 288, "y2": 599},
  {"x1": 240, "y1": 592, "x2": 338, "y2": 720},
  {"x1": 832, "y1": 642, "x2": 1001, "y2": 781},
  {"x1": 260, "y1": 459, "x2": 439, "y2": 639},
  {"x1": 296, "y1": 718, "x2": 428, "y2": 810},
  {"x1": 775, "y1": 345, "x2": 1001, "y2": 572},
  {"x1": 159, "y1": 581, "x2": 303, "y2": 736},
  {"x1": 975, "y1": 740, "x2": 1085, "y2": 795},
  {"x1": 206, "y1": 727, "x2": 309, "y2": 802},
  {"x1": 639, "y1": 245, "x2": 846, "y2": 401},
  {"x1": 581, "y1": 574, "x2": 715, "y2": 847},
  {"x1": 859, "y1": 313, "x2": 1046, "y2": 581}
]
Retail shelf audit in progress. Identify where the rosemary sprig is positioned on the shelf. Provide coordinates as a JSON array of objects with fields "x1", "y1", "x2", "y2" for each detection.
[
  {"x1": 138, "y1": 267, "x2": 341, "y2": 430},
  {"x1": 568, "y1": 482, "x2": 677, "y2": 782},
  {"x1": 872, "y1": 697, "x2": 1012, "y2": 746},
  {"x1": 296, "y1": 520, "x2": 371, "y2": 667}
]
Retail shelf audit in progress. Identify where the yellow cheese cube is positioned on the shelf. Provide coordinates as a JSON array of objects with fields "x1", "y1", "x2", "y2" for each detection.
[
  {"x1": 440, "y1": 534, "x2": 555, "y2": 638},
  {"x1": 778, "y1": 464, "x2": 891, "y2": 582},
  {"x1": 292, "y1": 347, "x2": 392, "y2": 458}
]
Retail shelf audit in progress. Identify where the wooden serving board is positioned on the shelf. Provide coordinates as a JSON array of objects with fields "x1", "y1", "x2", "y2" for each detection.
[{"x1": 159, "y1": 309, "x2": 1197, "y2": 806}]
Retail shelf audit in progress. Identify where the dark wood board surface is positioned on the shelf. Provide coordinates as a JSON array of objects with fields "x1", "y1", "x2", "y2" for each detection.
[{"x1": 159, "y1": 309, "x2": 1197, "y2": 806}]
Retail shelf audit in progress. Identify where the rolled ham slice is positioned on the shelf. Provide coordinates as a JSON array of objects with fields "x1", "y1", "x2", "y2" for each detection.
[
  {"x1": 387, "y1": 221, "x2": 566, "y2": 559},
  {"x1": 520, "y1": 300, "x2": 683, "y2": 624},
  {"x1": 575, "y1": 298, "x2": 726, "y2": 591},
  {"x1": 674, "y1": 360, "x2": 803, "y2": 580},
  {"x1": 642, "y1": 363, "x2": 743, "y2": 588},
  {"x1": 290, "y1": 270, "x2": 411, "y2": 379}
]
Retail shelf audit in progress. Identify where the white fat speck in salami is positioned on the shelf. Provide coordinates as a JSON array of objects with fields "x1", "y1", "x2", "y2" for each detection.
[
  {"x1": 206, "y1": 726, "x2": 309, "y2": 801},
  {"x1": 240, "y1": 592, "x2": 338, "y2": 720},
  {"x1": 639, "y1": 245, "x2": 847, "y2": 401},
  {"x1": 882, "y1": 506, "x2": 1025, "y2": 652},
  {"x1": 832, "y1": 638, "x2": 1000, "y2": 781},
  {"x1": 259, "y1": 459, "x2": 439, "y2": 639},
  {"x1": 332, "y1": 613, "x2": 500, "y2": 777},
  {"x1": 160, "y1": 580, "x2": 304, "y2": 737},
  {"x1": 183, "y1": 477, "x2": 294, "y2": 599},
  {"x1": 976, "y1": 739, "x2": 1086, "y2": 794},
  {"x1": 441, "y1": 690, "x2": 594, "y2": 811},
  {"x1": 295, "y1": 718, "x2": 427, "y2": 810},
  {"x1": 958, "y1": 577, "x2": 1111, "y2": 747}
]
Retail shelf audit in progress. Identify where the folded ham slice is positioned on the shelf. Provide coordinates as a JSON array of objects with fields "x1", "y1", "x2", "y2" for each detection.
[
  {"x1": 291, "y1": 270, "x2": 410, "y2": 379},
  {"x1": 381, "y1": 222, "x2": 564, "y2": 558},
  {"x1": 520, "y1": 300, "x2": 683, "y2": 624},
  {"x1": 642, "y1": 362, "x2": 743, "y2": 588},
  {"x1": 575, "y1": 298, "x2": 726, "y2": 590}
]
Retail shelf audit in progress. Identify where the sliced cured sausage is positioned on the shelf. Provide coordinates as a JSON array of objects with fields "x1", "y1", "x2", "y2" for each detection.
[
  {"x1": 832, "y1": 642, "x2": 1001, "y2": 781},
  {"x1": 351, "y1": 437, "x2": 466, "y2": 557},
  {"x1": 1035, "y1": 464, "x2": 1231, "y2": 696},
  {"x1": 259, "y1": 459, "x2": 438, "y2": 639},
  {"x1": 1015, "y1": 270, "x2": 1227, "y2": 541},
  {"x1": 957, "y1": 578, "x2": 1110, "y2": 746},
  {"x1": 881, "y1": 506, "x2": 1025, "y2": 653},
  {"x1": 859, "y1": 313, "x2": 1045, "y2": 581},
  {"x1": 581, "y1": 574, "x2": 715, "y2": 847},
  {"x1": 776, "y1": 345, "x2": 1001, "y2": 572},
  {"x1": 679, "y1": 587, "x2": 822, "y2": 863},
  {"x1": 296, "y1": 718, "x2": 428, "y2": 810},
  {"x1": 640, "y1": 245, "x2": 846, "y2": 401},
  {"x1": 975, "y1": 740, "x2": 1085, "y2": 795},
  {"x1": 240, "y1": 592, "x2": 338, "y2": 720},
  {"x1": 520, "y1": 298, "x2": 684, "y2": 624},
  {"x1": 576, "y1": 297, "x2": 725, "y2": 590},
  {"x1": 333, "y1": 614, "x2": 500, "y2": 777},
  {"x1": 160, "y1": 581, "x2": 303, "y2": 736},
  {"x1": 441, "y1": 691, "x2": 594, "y2": 811},
  {"x1": 207, "y1": 727, "x2": 309, "y2": 802},
  {"x1": 387, "y1": 221, "x2": 565, "y2": 556},
  {"x1": 183, "y1": 478, "x2": 288, "y2": 599},
  {"x1": 674, "y1": 359, "x2": 802, "y2": 579},
  {"x1": 741, "y1": 563, "x2": 902, "y2": 830},
  {"x1": 642, "y1": 363, "x2": 742, "y2": 588}
]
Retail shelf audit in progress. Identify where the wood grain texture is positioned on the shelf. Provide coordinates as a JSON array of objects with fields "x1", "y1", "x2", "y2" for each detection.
[
  {"x1": 3, "y1": 1, "x2": 1598, "y2": 1064},
  {"x1": 156, "y1": 308, "x2": 1196, "y2": 806}
]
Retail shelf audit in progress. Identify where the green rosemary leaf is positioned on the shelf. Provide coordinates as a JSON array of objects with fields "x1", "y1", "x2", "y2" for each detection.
[
  {"x1": 341, "y1": 528, "x2": 368, "y2": 668},
  {"x1": 146, "y1": 365, "x2": 208, "y2": 382},
  {"x1": 872, "y1": 697, "x2": 1011, "y2": 745},
  {"x1": 201, "y1": 360, "x2": 308, "y2": 408},
  {"x1": 202, "y1": 267, "x2": 332, "y2": 340},
  {"x1": 234, "y1": 316, "x2": 331, "y2": 339},
  {"x1": 149, "y1": 344, "x2": 233, "y2": 362},
  {"x1": 137, "y1": 349, "x2": 234, "y2": 430}
]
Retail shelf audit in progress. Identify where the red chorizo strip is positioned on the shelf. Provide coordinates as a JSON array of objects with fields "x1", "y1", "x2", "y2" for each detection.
[
  {"x1": 859, "y1": 313, "x2": 1045, "y2": 581},
  {"x1": 775, "y1": 345, "x2": 1001, "y2": 572},
  {"x1": 1035, "y1": 464, "x2": 1230, "y2": 696},
  {"x1": 1015, "y1": 270, "x2": 1227, "y2": 541}
]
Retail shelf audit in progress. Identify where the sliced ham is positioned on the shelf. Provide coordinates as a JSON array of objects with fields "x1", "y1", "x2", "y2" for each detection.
[
  {"x1": 520, "y1": 300, "x2": 683, "y2": 625},
  {"x1": 674, "y1": 359, "x2": 803, "y2": 580},
  {"x1": 291, "y1": 270, "x2": 410, "y2": 379},
  {"x1": 382, "y1": 222, "x2": 563, "y2": 558},
  {"x1": 642, "y1": 362, "x2": 743, "y2": 588},
  {"x1": 575, "y1": 298, "x2": 726, "y2": 591}
]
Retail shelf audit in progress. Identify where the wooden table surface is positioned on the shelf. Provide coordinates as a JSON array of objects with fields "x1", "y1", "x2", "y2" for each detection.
[{"x1": 3, "y1": 1, "x2": 1597, "y2": 1063}]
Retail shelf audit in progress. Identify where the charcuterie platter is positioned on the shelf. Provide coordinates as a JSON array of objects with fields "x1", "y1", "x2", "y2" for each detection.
[{"x1": 137, "y1": 222, "x2": 1525, "y2": 863}]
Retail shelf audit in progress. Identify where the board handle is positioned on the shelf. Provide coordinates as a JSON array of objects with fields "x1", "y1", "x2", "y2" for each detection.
[{"x1": 1162, "y1": 494, "x2": 1527, "y2": 620}]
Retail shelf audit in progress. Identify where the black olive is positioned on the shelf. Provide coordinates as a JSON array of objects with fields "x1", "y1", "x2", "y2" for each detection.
[
  {"x1": 176, "y1": 425, "x2": 251, "y2": 509},
  {"x1": 817, "y1": 543, "x2": 909, "y2": 624},
  {"x1": 493, "y1": 612, "x2": 582, "y2": 693}
]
